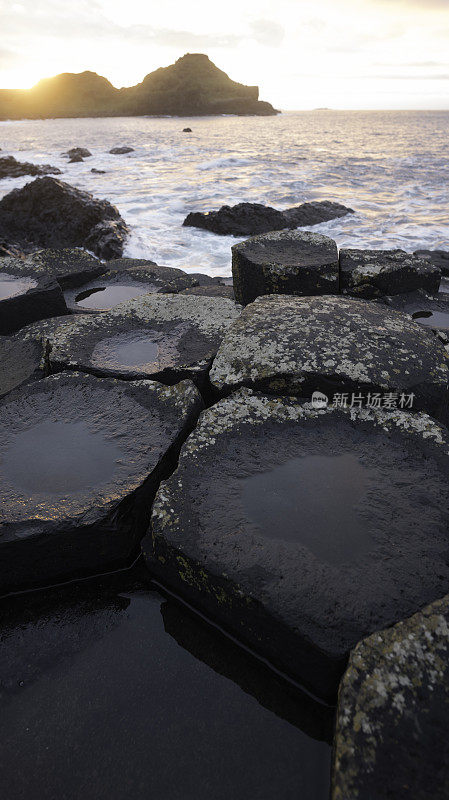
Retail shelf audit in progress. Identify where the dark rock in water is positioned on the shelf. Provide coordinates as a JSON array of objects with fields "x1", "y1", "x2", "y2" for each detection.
[
  {"x1": 0, "y1": 334, "x2": 44, "y2": 398},
  {"x1": 340, "y1": 249, "x2": 441, "y2": 298},
  {"x1": 415, "y1": 248, "x2": 449, "y2": 278},
  {"x1": 0, "y1": 265, "x2": 67, "y2": 334},
  {"x1": 46, "y1": 293, "x2": 240, "y2": 389},
  {"x1": 383, "y1": 290, "x2": 449, "y2": 333},
  {"x1": 63, "y1": 147, "x2": 92, "y2": 159},
  {"x1": 183, "y1": 127, "x2": 192, "y2": 132},
  {"x1": 282, "y1": 201, "x2": 354, "y2": 228},
  {"x1": 109, "y1": 146, "x2": 134, "y2": 155},
  {"x1": 145, "y1": 389, "x2": 449, "y2": 701},
  {"x1": 0, "y1": 155, "x2": 61, "y2": 179},
  {"x1": 183, "y1": 201, "x2": 353, "y2": 236},
  {"x1": 91, "y1": 168, "x2": 106, "y2": 174},
  {"x1": 65, "y1": 265, "x2": 197, "y2": 312},
  {"x1": 184, "y1": 203, "x2": 290, "y2": 236},
  {"x1": 0, "y1": 177, "x2": 128, "y2": 259},
  {"x1": 232, "y1": 231, "x2": 339, "y2": 305},
  {"x1": 2, "y1": 248, "x2": 106, "y2": 290},
  {"x1": 332, "y1": 594, "x2": 449, "y2": 800},
  {"x1": 181, "y1": 284, "x2": 235, "y2": 300},
  {"x1": 210, "y1": 294, "x2": 449, "y2": 422},
  {"x1": 0, "y1": 372, "x2": 203, "y2": 593},
  {"x1": 69, "y1": 155, "x2": 84, "y2": 163}
]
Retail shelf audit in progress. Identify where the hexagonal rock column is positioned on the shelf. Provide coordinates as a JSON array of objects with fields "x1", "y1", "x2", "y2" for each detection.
[
  {"x1": 0, "y1": 334, "x2": 45, "y2": 399},
  {"x1": 65, "y1": 265, "x2": 197, "y2": 313},
  {"x1": 332, "y1": 595, "x2": 449, "y2": 800},
  {"x1": 340, "y1": 249, "x2": 441, "y2": 299},
  {"x1": 46, "y1": 294, "x2": 241, "y2": 389},
  {"x1": 0, "y1": 372, "x2": 203, "y2": 593},
  {"x1": 12, "y1": 248, "x2": 107, "y2": 290},
  {"x1": 144, "y1": 389, "x2": 449, "y2": 701},
  {"x1": 231, "y1": 231, "x2": 339, "y2": 305},
  {"x1": 383, "y1": 290, "x2": 449, "y2": 333},
  {"x1": 209, "y1": 294, "x2": 449, "y2": 421},
  {"x1": 0, "y1": 264, "x2": 67, "y2": 334}
]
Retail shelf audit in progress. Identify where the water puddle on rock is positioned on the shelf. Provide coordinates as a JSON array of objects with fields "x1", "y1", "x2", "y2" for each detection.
[
  {"x1": 5, "y1": 420, "x2": 122, "y2": 494},
  {"x1": 74, "y1": 283, "x2": 158, "y2": 310},
  {"x1": 0, "y1": 273, "x2": 37, "y2": 300},
  {"x1": 241, "y1": 453, "x2": 375, "y2": 563},
  {"x1": 412, "y1": 309, "x2": 449, "y2": 330},
  {"x1": 91, "y1": 332, "x2": 161, "y2": 372}
]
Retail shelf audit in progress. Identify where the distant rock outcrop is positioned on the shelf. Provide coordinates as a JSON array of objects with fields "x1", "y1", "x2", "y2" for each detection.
[
  {"x1": 0, "y1": 54, "x2": 278, "y2": 119},
  {"x1": 0, "y1": 177, "x2": 128, "y2": 259},
  {"x1": 0, "y1": 155, "x2": 61, "y2": 179}
]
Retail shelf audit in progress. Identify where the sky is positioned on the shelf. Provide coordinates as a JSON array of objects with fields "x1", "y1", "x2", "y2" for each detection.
[{"x1": 0, "y1": 0, "x2": 448, "y2": 109}]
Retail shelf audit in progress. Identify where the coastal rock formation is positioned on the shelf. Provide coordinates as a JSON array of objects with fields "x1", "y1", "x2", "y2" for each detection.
[
  {"x1": 46, "y1": 293, "x2": 241, "y2": 389},
  {"x1": 0, "y1": 155, "x2": 61, "y2": 179},
  {"x1": 2, "y1": 248, "x2": 106, "y2": 290},
  {"x1": 415, "y1": 248, "x2": 449, "y2": 277},
  {"x1": 183, "y1": 200, "x2": 353, "y2": 236},
  {"x1": 0, "y1": 55, "x2": 278, "y2": 119},
  {"x1": 0, "y1": 177, "x2": 128, "y2": 259},
  {"x1": 340, "y1": 249, "x2": 441, "y2": 298},
  {"x1": 145, "y1": 389, "x2": 449, "y2": 700},
  {"x1": 0, "y1": 266, "x2": 67, "y2": 334},
  {"x1": 0, "y1": 334, "x2": 45, "y2": 398},
  {"x1": 332, "y1": 595, "x2": 449, "y2": 799},
  {"x1": 232, "y1": 231, "x2": 339, "y2": 305},
  {"x1": 63, "y1": 147, "x2": 92, "y2": 159},
  {"x1": 383, "y1": 290, "x2": 449, "y2": 333},
  {"x1": 65, "y1": 264, "x2": 197, "y2": 312},
  {"x1": 209, "y1": 294, "x2": 449, "y2": 421},
  {"x1": 109, "y1": 146, "x2": 134, "y2": 154},
  {"x1": 0, "y1": 372, "x2": 203, "y2": 593}
]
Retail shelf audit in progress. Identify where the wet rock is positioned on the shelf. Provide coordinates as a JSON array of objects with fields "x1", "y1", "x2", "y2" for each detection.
[
  {"x1": 106, "y1": 257, "x2": 158, "y2": 270},
  {"x1": 63, "y1": 148, "x2": 92, "y2": 159},
  {"x1": 0, "y1": 264, "x2": 67, "y2": 334},
  {"x1": 332, "y1": 595, "x2": 449, "y2": 800},
  {"x1": 0, "y1": 334, "x2": 45, "y2": 398},
  {"x1": 91, "y1": 168, "x2": 106, "y2": 174},
  {"x1": 47, "y1": 293, "x2": 240, "y2": 389},
  {"x1": 0, "y1": 371, "x2": 203, "y2": 593},
  {"x1": 109, "y1": 146, "x2": 134, "y2": 154},
  {"x1": 340, "y1": 249, "x2": 441, "y2": 298},
  {"x1": 1, "y1": 248, "x2": 106, "y2": 290},
  {"x1": 0, "y1": 177, "x2": 128, "y2": 259},
  {"x1": 232, "y1": 231, "x2": 339, "y2": 305},
  {"x1": 182, "y1": 127, "x2": 192, "y2": 132},
  {"x1": 183, "y1": 201, "x2": 353, "y2": 236},
  {"x1": 415, "y1": 249, "x2": 449, "y2": 277},
  {"x1": 185, "y1": 272, "x2": 223, "y2": 286},
  {"x1": 69, "y1": 155, "x2": 84, "y2": 163},
  {"x1": 383, "y1": 289, "x2": 449, "y2": 333},
  {"x1": 145, "y1": 389, "x2": 449, "y2": 701},
  {"x1": 181, "y1": 284, "x2": 235, "y2": 300},
  {"x1": 210, "y1": 294, "x2": 449, "y2": 421},
  {"x1": 65, "y1": 265, "x2": 197, "y2": 312},
  {"x1": 0, "y1": 155, "x2": 61, "y2": 179}
]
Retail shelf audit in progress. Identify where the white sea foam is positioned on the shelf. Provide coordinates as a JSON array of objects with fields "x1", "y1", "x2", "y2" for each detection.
[{"x1": 0, "y1": 110, "x2": 448, "y2": 277}]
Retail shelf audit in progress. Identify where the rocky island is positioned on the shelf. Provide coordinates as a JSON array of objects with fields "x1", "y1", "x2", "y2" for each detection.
[{"x1": 0, "y1": 54, "x2": 278, "y2": 119}]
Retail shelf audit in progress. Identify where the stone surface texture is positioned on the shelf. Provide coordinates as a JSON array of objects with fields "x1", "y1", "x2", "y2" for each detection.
[{"x1": 340, "y1": 249, "x2": 441, "y2": 298}]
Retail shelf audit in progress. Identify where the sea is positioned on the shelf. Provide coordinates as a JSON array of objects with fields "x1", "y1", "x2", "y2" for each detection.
[{"x1": 1, "y1": 110, "x2": 448, "y2": 278}]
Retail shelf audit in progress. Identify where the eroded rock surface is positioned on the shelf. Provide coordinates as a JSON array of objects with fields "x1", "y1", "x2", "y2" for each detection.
[
  {"x1": 0, "y1": 155, "x2": 61, "y2": 179},
  {"x1": 0, "y1": 334, "x2": 45, "y2": 398},
  {"x1": 0, "y1": 264, "x2": 67, "y2": 334},
  {"x1": 65, "y1": 265, "x2": 197, "y2": 312},
  {"x1": 1, "y1": 249, "x2": 106, "y2": 291},
  {"x1": 47, "y1": 293, "x2": 240, "y2": 388},
  {"x1": 232, "y1": 231, "x2": 339, "y2": 305},
  {"x1": 383, "y1": 290, "x2": 449, "y2": 334},
  {"x1": 340, "y1": 249, "x2": 441, "y2": 298},
  {"x1": 145, "y1": 389, "x2": 449, "y2": 700},
  {"x1": 0, "y1": 177, "x2": 128, "y2": 259},
  {"x1": 210, "y1": 294, "x2": 449, "y2": 421},
  {"x1": 0, "y1": 372, "x2": 203, "y2": 593},
  {"x1": 332, "y1": 595, "x2": 449, "y2": 800},
  {"x1": 183, "y1": 201, "x2": 353, "y2": 236}
]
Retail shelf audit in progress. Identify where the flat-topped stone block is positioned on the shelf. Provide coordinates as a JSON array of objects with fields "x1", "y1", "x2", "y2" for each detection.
[
  {"x1": 0, "y1": 264, "x2": 67, "y2": 334},
  {"x1": 384, "y1": 290, "x2": 449, "y2": 333},
  {"x1": 340, "y1": 249, "x2": 441, "y2": 298},
  {"x1": 65, "y1": 265, "x2": 197, "y2": 312},
  {"x1": 210, "y1": 294, "x2": 449, "y2": 421},
  {"x1": 7, "y1": 248, "x2": 106, "y2": 290},
  {"x1": 232, "y1": 230, "x2": 339, "y2": 305},
  {"x1": 47, "y1": 293, "x2": 241, "y2": 388},
  {"x1": 144, "y1": 390, "x2": 449, "y2": 701},
  {"x1": 0, "y1": 372, "x2": 203, "y2": 593},
  {"x1": 332, "y1": 594, "x2": 449, "y2": 800}
]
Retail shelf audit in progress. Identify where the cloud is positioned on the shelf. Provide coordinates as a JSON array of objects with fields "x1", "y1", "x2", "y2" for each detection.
[{"x1": 249, "y1": 20, "x2": 285, "y2": 46}]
